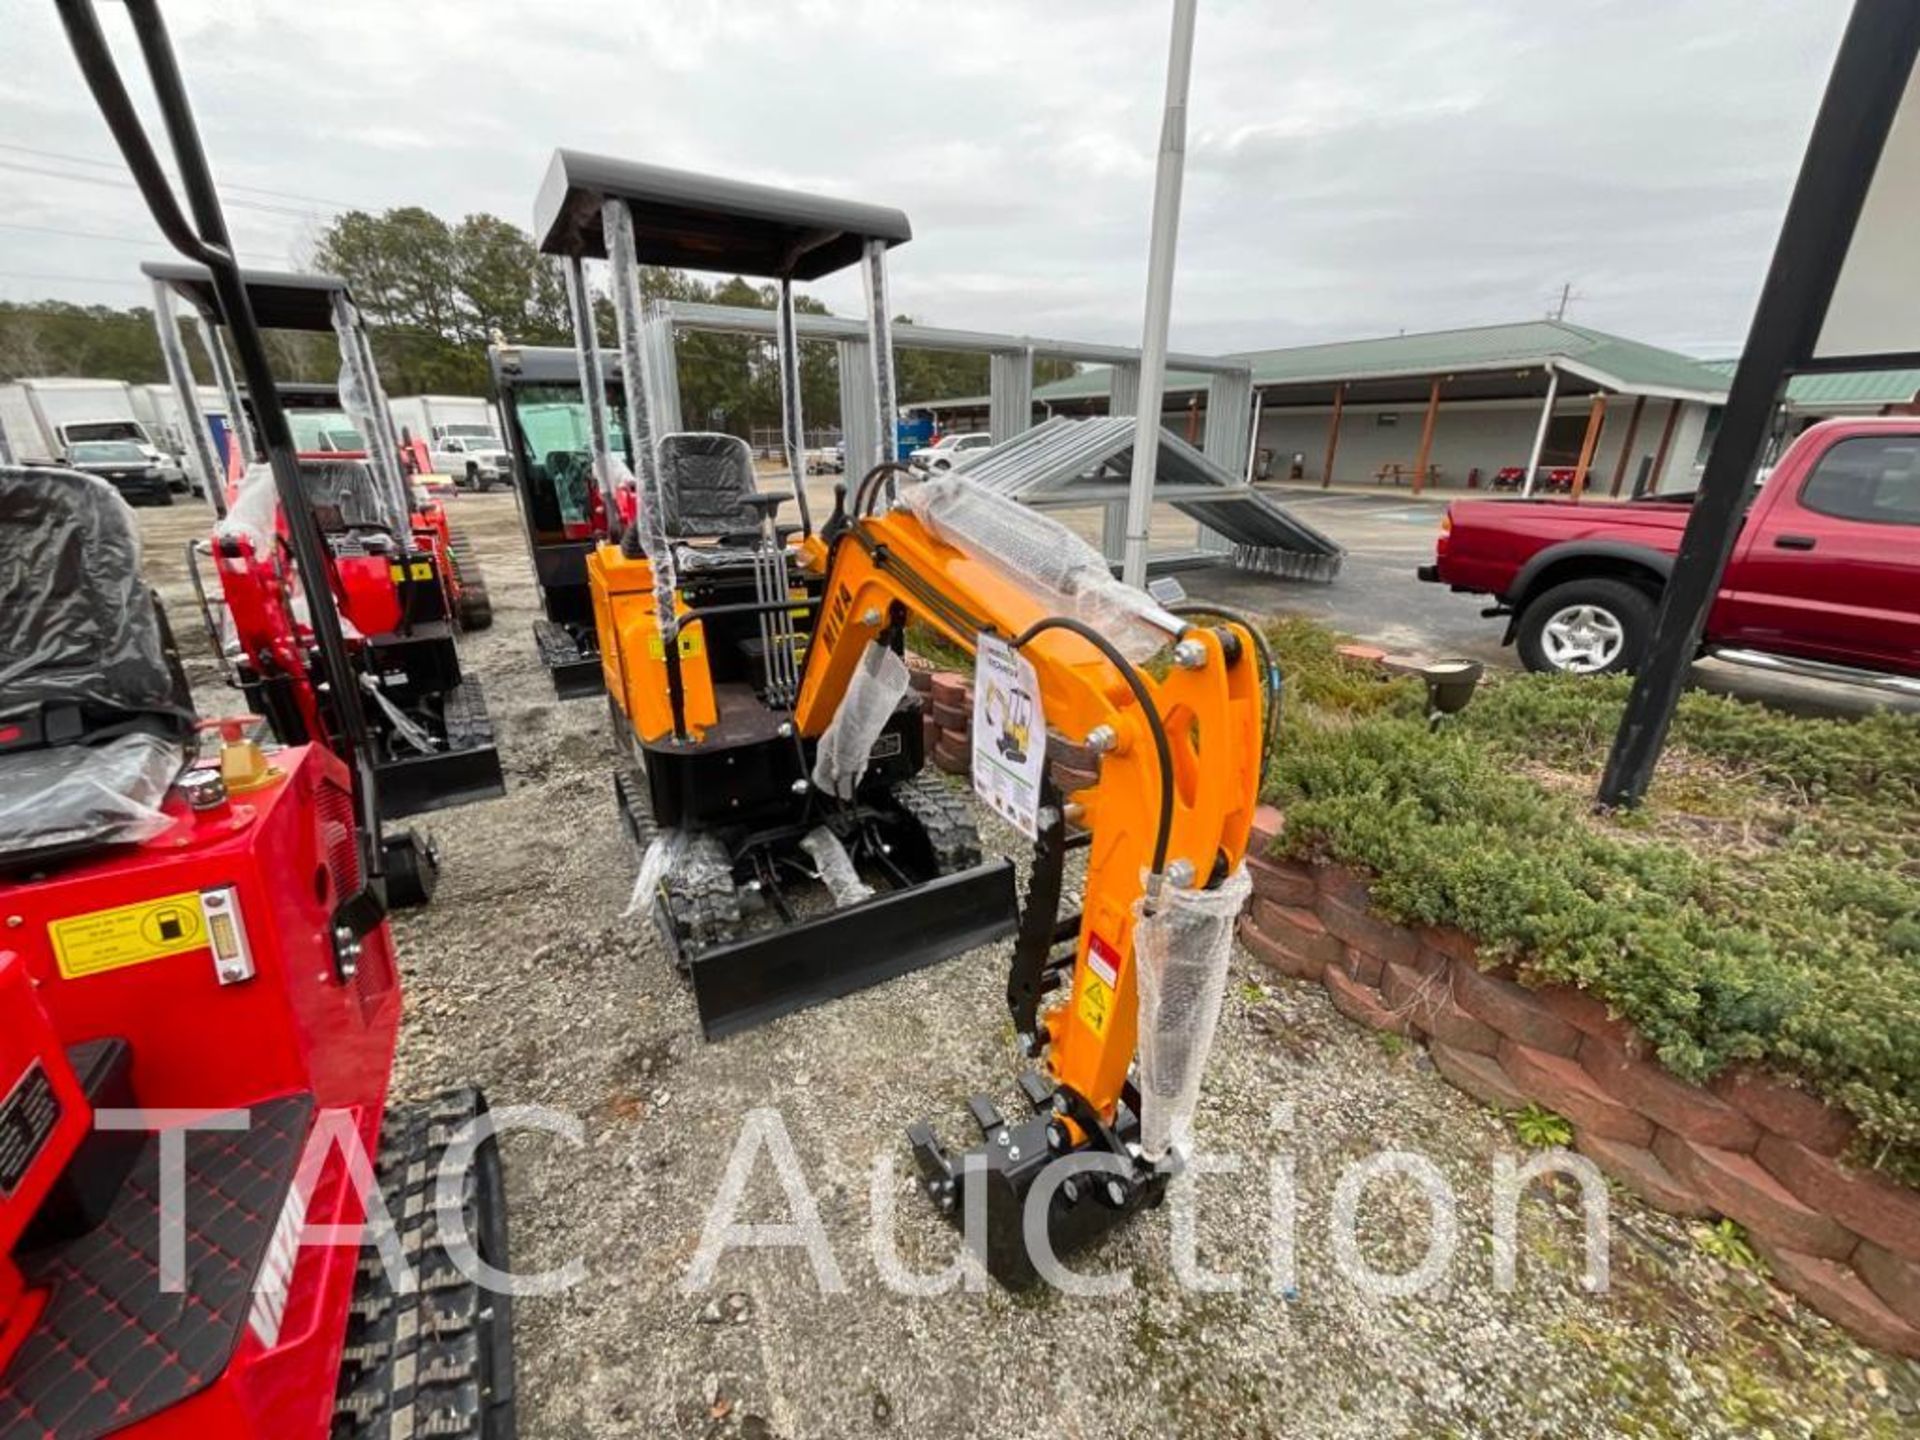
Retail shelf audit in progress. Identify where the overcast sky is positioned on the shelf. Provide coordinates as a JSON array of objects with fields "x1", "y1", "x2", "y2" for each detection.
[{"x1": 2, "y1": 0, "x2": 1854, "y2": 359}]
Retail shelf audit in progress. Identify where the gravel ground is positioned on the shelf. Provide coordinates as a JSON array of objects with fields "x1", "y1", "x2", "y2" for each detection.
[{"x1": 134, "y1": 490, "x2": 1916, "y2": 1440}]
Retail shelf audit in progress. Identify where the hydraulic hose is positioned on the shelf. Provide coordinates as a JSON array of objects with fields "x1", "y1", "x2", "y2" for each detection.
[
  {"x1": 1010, "y1": 615, "x2": 1177, "y2": 886},
  {"x1": 854, "y1": 460, "x2": 921, "y2": 517}
]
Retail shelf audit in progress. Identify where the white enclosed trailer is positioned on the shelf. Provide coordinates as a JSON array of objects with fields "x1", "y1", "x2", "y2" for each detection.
[{"x1": 0, "y1": 377, "x2": 183, "y2": 484}]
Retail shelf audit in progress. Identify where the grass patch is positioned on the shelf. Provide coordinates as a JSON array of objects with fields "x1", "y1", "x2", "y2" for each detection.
[{"x1": 1260, "y1": 623, "x2": 1920, "y2": 1175}]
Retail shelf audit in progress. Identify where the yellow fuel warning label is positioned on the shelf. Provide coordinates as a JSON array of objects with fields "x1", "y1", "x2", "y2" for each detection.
[
  {"x1": 49, "y1": 891, "x2": 208, "y2": 980},
  {"x1": 1076, "y1": 973, "x2": 1113, "y2": 1038},
  {"x1": 645, "y1": 630, "x2": 705, "y2": 661}
]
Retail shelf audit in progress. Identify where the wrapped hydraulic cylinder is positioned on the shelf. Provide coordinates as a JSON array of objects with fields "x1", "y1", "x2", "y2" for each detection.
[
  {"x1": 800, "y1": 825, "x2": 875, "y2": 906},
  {"x1": 810, "y1": 640, "x2": 909, "y2": 800},
  {"x1": 1131, "y1": 864, "x2": 1253, "y2": 1161},
  {"x1": 900, "y1": 475, "x2": 1180, "y2": 663},
  {"x1": 625, "y1": 828, "x2": 687, "y2": 919}
]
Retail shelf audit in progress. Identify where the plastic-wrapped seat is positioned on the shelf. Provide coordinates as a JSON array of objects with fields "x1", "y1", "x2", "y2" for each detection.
[
  {"x1": 0, "y1": 466, "x2": 191, "y2": 866},
  {"x1": 297, "y1": 457, "x2": 390, "y2": 533},
  {"x1": 657, "y1": 433, "x2": 762, "y2": 541}
]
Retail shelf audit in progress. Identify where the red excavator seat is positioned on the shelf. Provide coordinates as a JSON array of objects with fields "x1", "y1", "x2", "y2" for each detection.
[{"x1": 0, "y1": 466, "x2": 194, "y2": 868}]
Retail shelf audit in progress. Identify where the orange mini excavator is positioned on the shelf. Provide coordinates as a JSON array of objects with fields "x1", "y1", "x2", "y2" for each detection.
[{"x1": 536, "y1": 152, "x2": 1273, "y2": 1281}]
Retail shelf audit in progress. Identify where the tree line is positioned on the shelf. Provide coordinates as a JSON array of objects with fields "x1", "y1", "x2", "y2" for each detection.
[{"x1": 0, "y1": 207, "x2": 1074, "y2": 439}]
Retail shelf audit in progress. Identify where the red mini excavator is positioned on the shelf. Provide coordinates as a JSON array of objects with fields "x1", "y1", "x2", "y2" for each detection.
[
  {"x1": 0, "y1": 4, "x2": 517, "y2": 1436},
  {"x1": 145, "y1": 265, "x2": 507, "y2": 903}
]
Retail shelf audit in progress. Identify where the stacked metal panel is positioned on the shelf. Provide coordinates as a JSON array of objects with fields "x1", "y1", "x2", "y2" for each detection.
[{"x1": 939, "y1": 417, "x2": 1342, "y2": 580}]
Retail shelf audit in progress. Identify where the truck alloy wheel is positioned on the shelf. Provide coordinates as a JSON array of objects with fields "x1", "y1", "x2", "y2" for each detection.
[{"x1": 1516, "y1": 577, "x2": 1655, "y2": 676}]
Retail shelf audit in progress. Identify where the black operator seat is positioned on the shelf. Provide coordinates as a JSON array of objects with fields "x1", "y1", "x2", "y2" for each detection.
[
  {"x1": 0, "y1": 466, "x2": 194, "y2": 868},
  {"x1": 545, "y1": 450, "x2": 592, "y2": 531},
  {"x1": 657, "y1": 432, "x2": 796, "y2": 574},
  {"x1": 658, "y1": 433, "x2": 769, "y2": 541},
  {"x1": 297, "y1": 457, "x2": 393, "y2": 540}
]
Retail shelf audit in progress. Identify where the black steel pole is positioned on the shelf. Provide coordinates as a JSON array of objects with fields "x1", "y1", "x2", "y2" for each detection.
[
  {"x1": 1597, "y1": 0, "x2": 1920, "y2": 808},
  {"x1": 56, "y1": 0, "x2": 390, "y2": 920}
]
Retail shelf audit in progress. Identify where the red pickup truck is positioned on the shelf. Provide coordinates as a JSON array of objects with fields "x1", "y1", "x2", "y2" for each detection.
[{"x1": 1418, "y1": 418, "x2": 1920, "y2": 686}]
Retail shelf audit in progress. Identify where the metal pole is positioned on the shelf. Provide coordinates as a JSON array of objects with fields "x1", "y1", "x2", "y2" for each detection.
[
  {"x1": 1244, "y1": 388, "x2": 1263, "y2": 484},
  {"x1": 150, "y1": 278, "x2": 225, "y2": 517},
  {"x1": 195, "y1": 313, "x2": 252, "y2": 466},
  {"x1": 862, "y1": 238, "x2": 899, "y2": 477},
  {"x1": 561, "y1": 254, "x2": 621, "y2": 533},
  {"x1": 1521, "y1": 364, "x2": 1559, "y2": 497},
  {"x1": 1599, "y1": 0, "x2": 1920, "y2": 808},
  {"x1": 1120, "y1": 0, "x2": 1199, "y2": 588},
  {"x1": 774, "y1": 276, "x2": 815, "y2": 536},
  {"x1": 330, "y1": 292, "x2": 412, "y2": 541}
]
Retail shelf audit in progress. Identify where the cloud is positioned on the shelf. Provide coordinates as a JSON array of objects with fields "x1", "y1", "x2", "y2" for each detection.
[{"x1": 0, "y1": 0, "x2": 1853, "y2": 359}]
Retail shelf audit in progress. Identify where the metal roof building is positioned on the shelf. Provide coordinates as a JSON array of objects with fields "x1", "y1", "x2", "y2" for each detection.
[{"x1": 919, "y1": 319, "x2": 1735, "y2": 498}]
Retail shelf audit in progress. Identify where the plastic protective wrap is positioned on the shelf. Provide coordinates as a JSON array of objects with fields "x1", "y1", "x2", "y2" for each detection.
[
  {"x1": 657, "y1": 432, "x2": 761, "y2": 538},
  {"x1": 300, "y1": 459, "x2": 392, "y2": 534},
  {"x1": 0, "y1": 733, "x2": 183, "y2": 860},
  {"x1": 800, "y1": 825, "x2": 874, "y2": 906},
  {"x1": 900, "y1": 476, "x2": 1179, "y2": 663},
  {"x1": 1131, "y1": 864, "x2": 1253, "y2": 1161},
  {"x1": 217, "y1": 462, "x2": 280, "y2": 555},
  {"x1": 602, "y1": 199, "x2": 678, "y2": 623},
  {"x1": 811, "y1": 641, "x2": 909, "y2": 800},
  {"x1": 1, "y1": 467, "x2": 182, "y2": 721},
  {"x1": 149, "y1": 280, "x2": 224, "y2": 498},
  {"x1": 328, "y1": 293, "x2": 410, "y2": 537},
  {"x1": 625, "y1": 828, "x2": 687, "y2": 919}
]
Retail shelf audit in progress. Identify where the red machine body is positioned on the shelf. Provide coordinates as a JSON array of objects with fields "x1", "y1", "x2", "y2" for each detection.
[{"x1": 0, "y1": 743, "x2": 400, "y2": 1439}]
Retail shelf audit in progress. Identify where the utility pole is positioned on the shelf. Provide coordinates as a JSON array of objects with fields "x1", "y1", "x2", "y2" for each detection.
[{"x1": 1121, "y1": 0, "x2": 1198, "y2": 590}]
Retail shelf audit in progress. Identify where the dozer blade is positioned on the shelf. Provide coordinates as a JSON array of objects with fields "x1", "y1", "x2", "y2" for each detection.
[
  {"x1": 690, "y1": 858, "x2": 1018, "y2": 1040},
  {"x1": 376, "y1": 742, "x2": 507, "y2": 818},
  {"x1": 534, "y1": 617, "x2": 603, "y2": 699}
]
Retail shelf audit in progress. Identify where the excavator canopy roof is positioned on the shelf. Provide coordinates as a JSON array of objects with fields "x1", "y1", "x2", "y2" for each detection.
[
  {"x1": 533, "y1": 149, "x2": 911, "y2": 281},
  {"x1": 141, "y1": 260, "x2": 354, "y2": 334}
]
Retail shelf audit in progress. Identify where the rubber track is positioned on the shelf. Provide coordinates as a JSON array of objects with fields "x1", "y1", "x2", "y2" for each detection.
[
  {"x1": 442, "y1": 678, "x2": 495, "y2": 749},
  {"x1": 892, "y1": 772, "x2": 984, "y2": 873},
  {"x1": 444, "y1": 528, "x2": 493, "y2": 632},
  {"x1": 332, "y1": 1088, "x2": 515, "y2": 1439}
]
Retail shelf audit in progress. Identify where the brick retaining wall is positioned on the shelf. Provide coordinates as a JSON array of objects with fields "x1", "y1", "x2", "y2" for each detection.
[
  {"x1": 1239, "y1": 813, "x2": 1920, "y2": 1359},
  {"x1": 918, "y1": 669, "x2": 1101, "y2": 794}
]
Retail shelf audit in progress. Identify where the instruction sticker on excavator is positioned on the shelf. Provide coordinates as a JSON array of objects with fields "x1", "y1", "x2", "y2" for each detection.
[
  {"x1": 49, "y1": 891, "x2": 209, "y2": 980},
  {"x1": 972, "y1": 634, "x2": 1045, "y2": 838}
]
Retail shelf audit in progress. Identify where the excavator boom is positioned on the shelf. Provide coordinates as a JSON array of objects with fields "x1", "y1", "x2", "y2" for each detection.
[{"x1": 794, "y1": 476, "x2": 1265, "y2": 1283}]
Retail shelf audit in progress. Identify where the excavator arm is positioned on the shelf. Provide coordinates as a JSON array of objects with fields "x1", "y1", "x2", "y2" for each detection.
[{"x1": 793, "y1": 477, "x2": 1266, "y2": 1283}]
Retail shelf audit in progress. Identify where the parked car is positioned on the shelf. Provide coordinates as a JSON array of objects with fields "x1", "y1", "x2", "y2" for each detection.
[
  {"x1": 807, "y1": 444, "x2": 845, "y2": 475},
  {"x1": 1418, "y1": 418, "x2": 1920, "y2": 685},
  {"x1": 910, "y1": 431, "x2": 993, "y2": 471},
  {"x1": 62, "y1": 439, "x2": 174, "y2": 506}
]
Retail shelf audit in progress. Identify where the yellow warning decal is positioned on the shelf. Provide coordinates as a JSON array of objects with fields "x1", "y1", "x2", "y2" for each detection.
[
  {"x1": 1076, "y1": 973, "x2": 1113, "y2": 1038},
  {"x1": 50, "y1": 891, "x2": 208, "y2": 980},
  {"x1": 645, "y1": 630, "x2": 705, "y2": 661},
  {"x1": 388, "y1": 563, "x2": 406, "y2": 584},
  {"x1": 410, "y1": 561, "x2": 434, "y2": 581}
]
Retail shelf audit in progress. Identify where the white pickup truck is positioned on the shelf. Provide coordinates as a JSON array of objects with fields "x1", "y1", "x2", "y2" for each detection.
[
  {"x1": 388, "y1": 395, "x2": 512, "y2": 490},
  {"x1": 908, "y1": 431, "x2": 993, "y2": 472}
]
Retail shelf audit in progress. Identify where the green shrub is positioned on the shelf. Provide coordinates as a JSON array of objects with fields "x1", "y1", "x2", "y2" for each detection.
[{"x1": 1260, "y1": 622, "x2": 1920, "y2": 1173}]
